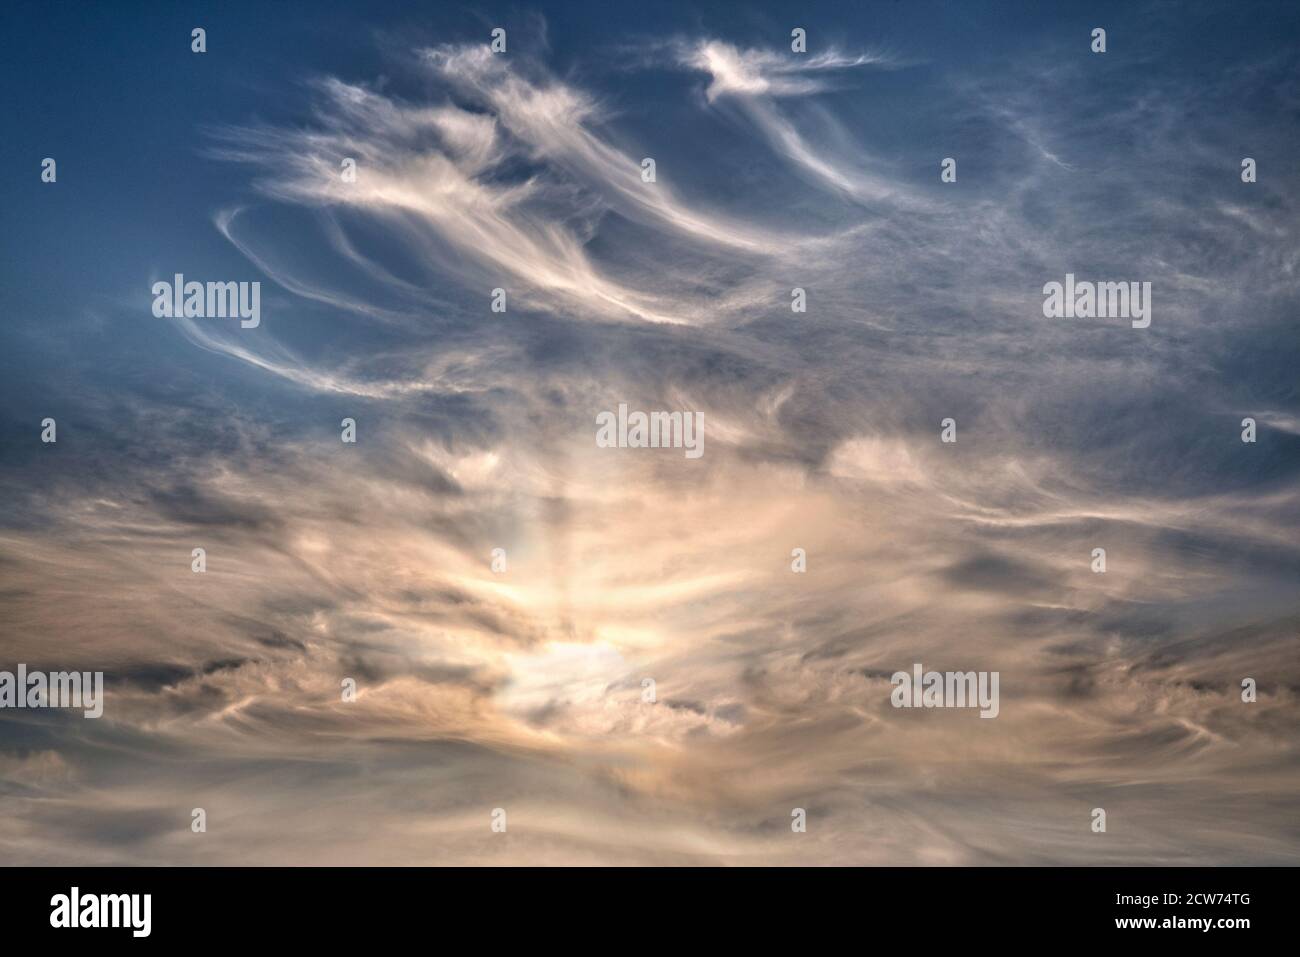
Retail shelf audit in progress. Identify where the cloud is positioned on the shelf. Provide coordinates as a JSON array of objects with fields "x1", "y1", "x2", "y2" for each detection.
[
  {"x1": 3, "y1": 13, "x2": 1299, "y2": 865},
  {"x1": 678, "y1": 41, "x2": 894, "y2": 102},
  {"x1": 669, "y1": 39, "x2": 913, "y2": 205}
]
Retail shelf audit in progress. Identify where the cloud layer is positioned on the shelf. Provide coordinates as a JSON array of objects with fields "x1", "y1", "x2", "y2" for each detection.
[{"x1": 2, "y1": 6, "x2": 1299, "y2": 865}]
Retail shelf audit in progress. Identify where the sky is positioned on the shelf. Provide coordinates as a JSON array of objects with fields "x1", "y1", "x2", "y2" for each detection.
[{"x1": 1, "y1": 0, "x2": 1298, "y2": 865}]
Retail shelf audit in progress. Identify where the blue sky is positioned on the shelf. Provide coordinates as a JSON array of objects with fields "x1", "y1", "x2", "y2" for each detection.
[{"x1": 1, "y1": 0, "x2": 1298, "y2": 864}]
